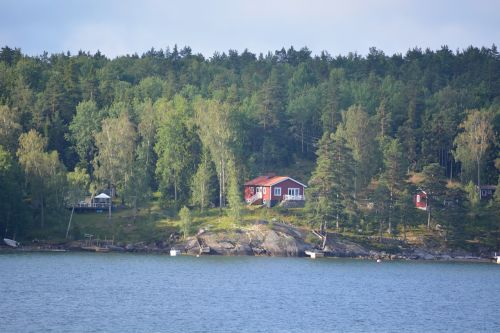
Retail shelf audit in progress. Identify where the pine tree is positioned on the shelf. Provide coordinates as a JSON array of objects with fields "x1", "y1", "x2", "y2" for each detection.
[
  {"x1": 421, "y1": 163, "x2": 446, "y2": 229},
  {"x1": 381, "y1": 138, "x2": 408, "y2": 234},
  {"x1": 307, "y1": 130, "x2": 356, "y2": 235}
]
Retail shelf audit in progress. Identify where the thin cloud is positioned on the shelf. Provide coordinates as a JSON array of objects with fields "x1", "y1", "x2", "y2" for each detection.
[{"x1": 1, "y1": 0, "x2": 499, "y2": 58}]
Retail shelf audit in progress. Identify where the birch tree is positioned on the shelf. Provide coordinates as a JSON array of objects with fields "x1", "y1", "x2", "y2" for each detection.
[
  {"x1": 0, "y1": 104, "x2": 21, "y2": 152},
  {"x1": 155, "y1": 96, "x2": 198, "y2": 205},
  {"x1": 195, "y1": 98, "x2": 236, "y2": 208},
  {"x1": 453, "y1": 109, "x2": 494, "y2": 187},
  {"x1": 191, "y1": 148, "x2": 215, "y2": 211},
  {"x1": 17, "y1": 130, "x2": 66, "y2": 228},
  {"x1": 93, "y1": 113, "x2": 137, "y2": 198},
  {"x1": 338, "y1": 105, "x2": 379, "y2": 197}
]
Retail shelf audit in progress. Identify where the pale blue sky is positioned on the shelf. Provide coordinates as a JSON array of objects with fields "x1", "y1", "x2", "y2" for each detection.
[{"x1": 0, "y1": 0, "x2": 499, "y2": 58}]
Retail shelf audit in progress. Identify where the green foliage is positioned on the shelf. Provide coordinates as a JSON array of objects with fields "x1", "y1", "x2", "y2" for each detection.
[
  {"x1": 195, "y1": 98, "x2": 236, "y2": 207},
  {"x1": 16, "y1": 130, "x2": 67, "y2": 228},
  {"x1": 154, "y1": 96, "x2": 199, "y2": 205},
  {"x1": 306, "y1": 130, "x2": 356, "y2": 231},
  {"x1": 226, "y1": 159, "x2": 243, "y2": 224},
  {"x1": 179, "y1": 205, "x2": 192, "y2": 239},
  {"x1": 337, "y1": 104, "x2": 380, "y2": 194},
  {"x1": 191, "y1": 148, "x2": 216, "y2": 211},
  {"x1": 0, "y1": 145, "x2": 29, "y2": 236},
  {"x1": 1, "y1": 45, "x2": 499, "y2": 243},
  {"x1": 0, "y1": 104, "x2": 21, "y2": 151},
  {"x1": 465, "y1": 181, "x2": 480, "y2": 207},
  {"x1": 68, "y1": 100, "x2": 101, "y2": 166},
  {"x1": 453, "y1": 109, "x2": 494, "y2": 186},
  {"x1": 66, "y1": 167, "x2": 90, "y2": 204},
  {"x1": 93, "y1": 113, "x2": 137, "y2": 198}
]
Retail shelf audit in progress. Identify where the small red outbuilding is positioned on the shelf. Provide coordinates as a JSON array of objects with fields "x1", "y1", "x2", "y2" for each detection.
[{"x1": 414, "y1": 190, "x2": 428, "y2": 211}]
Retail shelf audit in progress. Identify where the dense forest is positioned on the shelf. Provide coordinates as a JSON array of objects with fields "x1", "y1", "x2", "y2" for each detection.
[{"x1": 0, "y1": 45, "x2": 499, "y2": 245}]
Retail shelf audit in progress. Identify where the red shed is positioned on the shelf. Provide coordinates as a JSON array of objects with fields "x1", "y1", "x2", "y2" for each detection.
[
  {"x1": 244, "y1": 175, "x2": 307, "y2": 207},
  {"x1": 414, "y1": 190, "x2": 428, "y2": 211}
]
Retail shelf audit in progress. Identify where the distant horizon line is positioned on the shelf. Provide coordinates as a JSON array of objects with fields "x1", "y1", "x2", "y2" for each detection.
[{"x1": 2, "y1": 43, "x2": 498, "y2": 60}]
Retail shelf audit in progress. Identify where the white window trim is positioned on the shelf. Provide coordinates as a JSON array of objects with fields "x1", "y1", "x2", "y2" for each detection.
[
  {"x1": 288, "y1": 188, "x2": 300, "y2": 196},
  {"x1": 274, "y1": 187, "x2": 281, "y2": 196},
  {"x1": 263, "y1": 187, "x2": 267, "y2": 194}
]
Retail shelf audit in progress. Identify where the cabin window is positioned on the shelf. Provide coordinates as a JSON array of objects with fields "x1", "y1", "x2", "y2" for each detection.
[
  {"x1": 256, "y1": 187, "x2": 262, "y2": 193},
  {"x1": 263, "y1": 187, "x2": 267, "y2": 194},
  {"x1": 288, "y1": 188, "x2": 300, "y2": 196},
  {"x1": 416, "y1": 195, "x2": 421, "y2": 203},
  {"x1": 250, "y1": 187, "x2": 254, "y2": 194},
  {"x1": 274, "y1": 187, "x2": 281, "y2": 196}
]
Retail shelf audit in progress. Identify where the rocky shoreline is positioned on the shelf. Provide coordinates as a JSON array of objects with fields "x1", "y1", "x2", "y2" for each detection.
[{"x1": 1, "y1": 222, "x2": 496, "y2": 263}]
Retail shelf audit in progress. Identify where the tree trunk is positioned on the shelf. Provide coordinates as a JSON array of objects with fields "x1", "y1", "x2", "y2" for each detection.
[
  {"x1": 402, "y1": 214, "x2": 406, "y2": 242},
  {"x1": 66, "y1": 205, "x2": 75, "y2": 239},
  {"x1": 477, "y1": 157, "x2": 481, "y2": 188},
  {"x1": 450, "y1": 156, "x2": 453, "y2": 181},
  {"x1": 219, "y1": 160, "x2": 223, "y2": 211},
  {"x1": 427, "y1": 205, "x2": 431, "y2": 230},
  {"x1": 322, "y1": 231, "x2": 327, "y2": 250},
  {"x1": 201, "y1": 182, "x2": 205, "y2": 213},
  {"x1": 174, "y1": 181, "x2": 178, "y2": 203},
  {"x1": 221, "y1": 160, "x2": 225, "y2": 208},
  {"x1": 133, "y1": 197, "x2": 137, "y2": 223},
  {"x1": 301, "y1": 125, "x2": 304, "y2": 154},
  {"x1": 388, "y1": 191, "x2": 393, "y2": 235},
  {"x1": 40, "y1": 195, "x2": 45, "y2": 229},
  {"x1": 353, "y1": 166, "x2": 357, "y2": 200},
  {"x1": 379, "y1": 219, "x2": 383, "y2": 242}
]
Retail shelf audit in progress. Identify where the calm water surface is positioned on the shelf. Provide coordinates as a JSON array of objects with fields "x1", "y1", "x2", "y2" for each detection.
[{"x1": 1, "y1": 253, "x2": 499, "y2": 333}]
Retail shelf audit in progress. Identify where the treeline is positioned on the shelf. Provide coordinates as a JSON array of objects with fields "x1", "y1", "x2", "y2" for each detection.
[{"x1": 0, "y1": 45, "x2": 499, "y2": 240}]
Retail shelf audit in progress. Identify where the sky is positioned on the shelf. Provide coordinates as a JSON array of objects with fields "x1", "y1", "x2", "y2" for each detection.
[{"x1": 0, "y1": 0, "x2": 499, "y2": 58}]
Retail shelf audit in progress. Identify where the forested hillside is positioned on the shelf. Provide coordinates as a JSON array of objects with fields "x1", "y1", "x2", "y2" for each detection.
[{"x1": 0, "y1": 45, "x2": 499, "y2": 244}]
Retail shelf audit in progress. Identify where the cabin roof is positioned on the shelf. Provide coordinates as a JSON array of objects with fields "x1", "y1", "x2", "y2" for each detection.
[
  {"x1": 245, "y1": 175, "x2": 307, "y2": 188},
  {"x1": 244, "y1": 175, "x2": 272, "y2": 186}
]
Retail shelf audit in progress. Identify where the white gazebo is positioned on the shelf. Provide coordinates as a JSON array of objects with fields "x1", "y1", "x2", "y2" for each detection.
[{"x1": 93, "y1": 193, "x2": 111, "y2": 207}]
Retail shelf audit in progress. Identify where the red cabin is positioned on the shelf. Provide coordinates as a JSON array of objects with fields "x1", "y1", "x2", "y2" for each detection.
[
  {"x1": 244, "y1": 175, "x2": 307, "y2": 207},
  {"x1": 414, "y1": 190, "x2": 428, "y2": 211}
]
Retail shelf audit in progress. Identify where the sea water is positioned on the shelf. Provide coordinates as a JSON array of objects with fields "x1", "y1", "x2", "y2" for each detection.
[{"x1": 1, "y1": 253, "x2": 499, "y2": 332}]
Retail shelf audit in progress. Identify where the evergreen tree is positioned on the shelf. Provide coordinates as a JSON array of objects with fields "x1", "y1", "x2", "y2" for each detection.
[
  {"x1": 307, "y1": 131, "x2": 356, "y2": 235},
  {"x1": 0, "y1": 145, "x2": 27, "y2": 237},
  {"x1": 381, "y1": 138, "x2": 408, "y2": 234},
  {"x1": 421, "y1": 163, "x2": 446, "y2": 229}
]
